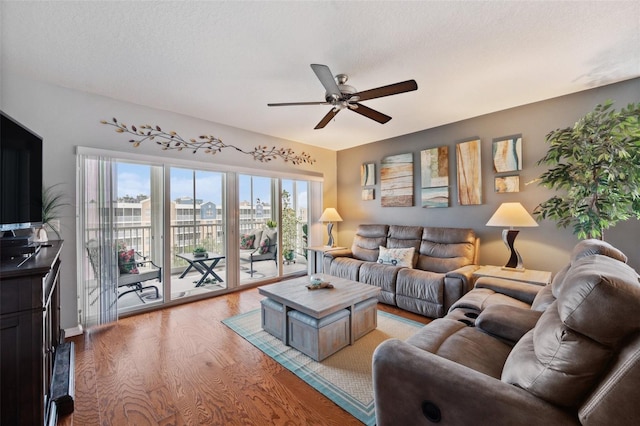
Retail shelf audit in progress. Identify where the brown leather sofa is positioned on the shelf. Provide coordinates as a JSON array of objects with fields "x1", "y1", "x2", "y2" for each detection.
[
  {"x1": 323, "y1": 224, "x2": 479, "y2": 318},
  {"x1": 372, "y1": 240, "x2": 640, "y2": 425}
]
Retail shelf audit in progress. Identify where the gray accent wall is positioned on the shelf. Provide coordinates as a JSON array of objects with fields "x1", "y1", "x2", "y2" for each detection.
[{"x1": 336, "y1": 78, "x2": 640, "y2": 273}]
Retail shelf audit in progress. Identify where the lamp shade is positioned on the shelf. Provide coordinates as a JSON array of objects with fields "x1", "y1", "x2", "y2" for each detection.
[
  {"x1": 318, "y1": 208, "x2": 343, "y2": 223},
  {"x1": 486, "y1": 202, "x2": 538, "y2": 228}
]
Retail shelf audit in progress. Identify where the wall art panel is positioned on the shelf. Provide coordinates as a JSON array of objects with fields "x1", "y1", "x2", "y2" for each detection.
[
  {"x1": 381, "y1": 153, "x2": 414, "y2": 207},
  {"x1": 493, "y1": 135, "x2": 522, "y2": 172},
  {"x1": 361, "y1": 162, "x2": 376, "y2": 186},
  {"x1": 456, "y1": 139, "x2": 482, "y2": 205},
  {"x1": 420, "y1": 146, "x2": 449, "y2": 207}
]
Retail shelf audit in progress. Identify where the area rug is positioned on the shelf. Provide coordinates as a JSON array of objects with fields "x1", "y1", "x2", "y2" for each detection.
[{"x1": 222, "y1": 308, "x2": 423, "y2": 425}]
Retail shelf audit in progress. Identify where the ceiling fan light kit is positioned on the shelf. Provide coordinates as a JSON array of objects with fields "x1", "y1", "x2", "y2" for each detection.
[{"x1": 268, "y1": 64, "x2": 418, "y2": 129}]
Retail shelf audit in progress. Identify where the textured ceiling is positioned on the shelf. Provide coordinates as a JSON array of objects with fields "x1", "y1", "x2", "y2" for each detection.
[{"x1": 2, "y1": 1, "x2": 639, "y2": 151}]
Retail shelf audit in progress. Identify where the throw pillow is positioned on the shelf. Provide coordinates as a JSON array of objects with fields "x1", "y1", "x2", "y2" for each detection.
[
  {"x1": 258, "y1": 235, "x2": 271, "y2": 254},
  {"x1": 118, "y1": 249, "x2": 139, "y2": 274},
  {"x1": 240, "y1": 233, "x2": 256, "y2": 250},
  {"x1": 377, "y1": 246, "x2": 414, "y2": 268}
]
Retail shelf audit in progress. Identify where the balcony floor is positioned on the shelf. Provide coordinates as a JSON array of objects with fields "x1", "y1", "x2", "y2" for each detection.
[{"x1": 117, "y1": 254, "x2": 308, "y2": 312}]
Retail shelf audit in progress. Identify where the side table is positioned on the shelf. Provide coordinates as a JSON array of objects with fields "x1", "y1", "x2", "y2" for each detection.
[
  {"x1": 473, "y1": 265, "x2": 552, "y2": 286},
  {"x1": 306, "y1": 245, "x2": 347, "y2": 274}
]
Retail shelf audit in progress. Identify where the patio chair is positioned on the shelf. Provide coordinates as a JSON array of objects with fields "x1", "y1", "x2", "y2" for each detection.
[
  {"x1": 86, "y1": 240, "x2": 161, "y2": 301},
  {"x1": 240, "y1": 228, "x2": 278, "y2": 277}
]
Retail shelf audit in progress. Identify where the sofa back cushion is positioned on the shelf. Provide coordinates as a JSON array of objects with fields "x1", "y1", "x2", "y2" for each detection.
[
  {"x1": 351, "y1": 224, "x2": 389, "y2": 262},
  {"x1": 416, "y1": 227, "x2": 477, "y2": 273},
  {"x1": 570, "y1": 239, "x2": 628, "y2": 264},
  {"x1": 532, "y1": 239, "x2": 628, "y2": 311},
  {"x1": 502, "y1": 254, "x2": 640, "y2": 408},
  {"x1": 554, "y1": 255, "x2": 640, "y2": 345},
  {"x1": 387, "y1": 225, "x2": 422, "y2": 267}
]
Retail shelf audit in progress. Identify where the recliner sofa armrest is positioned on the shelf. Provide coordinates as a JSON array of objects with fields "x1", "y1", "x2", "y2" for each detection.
[
  {"x1": 373, "y1": 339, "x2": 575, "y2": 426},
  {"x1": 323, "y1": 248, "x2": 353, "y2": 259},
  {"x1": 475, "y1": 276, "x2": 543, "y2": 305},
  {"x1": 476, "y1": 304, "x2": 542, "y2": 345},
  {"x1": 322, "y1": 249, "x2": 354, "y2": 275},
  {"x1": 445, "y1": 264, "x2": 479, "y2": 293}
]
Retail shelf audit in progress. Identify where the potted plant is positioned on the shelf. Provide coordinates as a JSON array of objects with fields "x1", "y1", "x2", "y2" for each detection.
[
  {"x1": 534, "y1": 100, "x2": 640, "y2": 240},
  {"x1": 266, "y1": 219, "x2": 277, "y2": 229},
  {"x1": 38, "y1": 184, "x2": 69, "y2": 241},
  {"x1": 281, "y1": 190, "x2": 299, "y2": 263},
  {"x1": 193, "y1": 246, "x2": 208, "y2": 258}
]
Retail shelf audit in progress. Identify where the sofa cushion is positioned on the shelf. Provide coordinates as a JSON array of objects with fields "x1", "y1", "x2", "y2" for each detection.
[
  {"x1": 377, "y1": 246, "x2": 414, "y2": 268},
  {"x1": 258, "y1": 234, "x2": 271, "y2": 254},
  {"x1": 396, "y1": 268, "x2": 447, "y2": 317},
  {"x1": 476, "y1": 304, "x2": 542, "y2": 344},
  {"x1": 351, "y1": 224, "x2": 389, "y2": 262},
  {"x1": 449, "y1": 287, "x2": 532, "y2": 313},
  {"x1": 553, "y1": 255, "x2": 640, "y2": 345},
  {"x1": 530, "y1": 282, "x2": 555, "y2": 312},
  {"x1": 118, "y1": 248, "x2": 139, "y2": 275},
  {"x1": 240, "y1": 233, "x2": 256, "y2": 250},
  {"x1": 475, "y1": 277, "x2": 541, "y2": 305},
  {"x1": 360, "y1": 262, "x2": 401, "y2": 305},
  {"x1": 387, "y1": 225, "x2": 422, "y2": 266},
  {"x1": 406, "y1": 318, "x2": 512, "y2": 379},
  {"x1": 501, "y1": 304, "x2": 612, "y2": 407},
  {"x1": 329, "y1": 257, "x2": 367, "y2": 281},
  {"x1": 262, "y1": 229, "x2": 277, "y2": 252},
  {"x1": 417, "y1": 227, "x2": 476, "y2": 273},
  {"x1": 570, "y1": 238, "x2": 628, "y2": 264}
]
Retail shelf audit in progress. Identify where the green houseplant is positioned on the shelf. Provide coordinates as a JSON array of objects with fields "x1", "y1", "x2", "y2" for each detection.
[
  {"x1": 281, "y1": 190, "x2": 299, "y2": 262},
  {"x1": 39, "y1": 184, "x2": 69, "y2": 240},
  {"x1": 193, "y1": 246, "x2": 207, "y2": 257},
  {"x1": 534, "y1": 100, "x2": 640, "y2": 240}
]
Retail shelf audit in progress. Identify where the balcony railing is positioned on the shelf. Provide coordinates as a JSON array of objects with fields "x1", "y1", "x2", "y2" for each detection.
[{"x1": 111, "y1": 220, "x2": 308, "y2": 271}]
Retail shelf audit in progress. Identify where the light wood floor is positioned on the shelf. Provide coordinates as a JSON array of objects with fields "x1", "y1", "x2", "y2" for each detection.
[{"x1": 59, "y1": 287, "x2": 431, "y2": 426}]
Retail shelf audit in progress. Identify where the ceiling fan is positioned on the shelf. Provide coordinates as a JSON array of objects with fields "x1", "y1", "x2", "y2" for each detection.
[{"x1": 267, "y1": 64, "x2": 418, "y2": 129}]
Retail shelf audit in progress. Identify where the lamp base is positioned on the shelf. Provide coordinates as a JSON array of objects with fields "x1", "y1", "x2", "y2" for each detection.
[
  {"x1": 501, "y1": 266, "x2": 525, "y2": 272},
  {"x1": 326, "y1": 222, "x2": 335, "y2": 247},
  {"x1": 502, "y1": 229, "x2": 524, "y2": 270}
]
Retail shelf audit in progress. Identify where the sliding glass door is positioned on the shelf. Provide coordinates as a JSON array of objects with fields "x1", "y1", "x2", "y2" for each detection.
[
  {"x1": 237, "y1": 175, "x2": 310, "y2": 284},
  {"x1": 282, "y1": 179, "x2": 309, "y2": 276},
  {"x1": 78, "y1": 147, "x2": 320, "y2": 326},
  {"x1": 169, "y1": 167, "x2": 226, "y2": 299},
  {"x1": 114, "y1": 161, "x2": 164, "y2": 314},
  {"x1": 238, "y1": 175, "x2": 278, "y2": 283}
]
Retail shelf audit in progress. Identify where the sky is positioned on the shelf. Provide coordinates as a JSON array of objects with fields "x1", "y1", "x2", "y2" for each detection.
[{"x1": 116, "y1": 162, "x2": 306, "y2": 207}]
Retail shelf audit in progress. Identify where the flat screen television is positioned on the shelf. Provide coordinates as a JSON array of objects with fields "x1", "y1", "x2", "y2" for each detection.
[{"x1": 0, "y1": 111, "x2": 43, "y2": 233}]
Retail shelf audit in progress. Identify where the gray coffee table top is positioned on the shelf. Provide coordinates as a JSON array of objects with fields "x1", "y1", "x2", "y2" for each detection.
[{"x1": 258, "y1": 273, "x2": 380, "y2": 319}]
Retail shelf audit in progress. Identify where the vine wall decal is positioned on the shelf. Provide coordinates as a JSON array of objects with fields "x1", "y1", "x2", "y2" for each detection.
[{"x1": 101, "y1": 118, "x2": 316, "y2": 165}]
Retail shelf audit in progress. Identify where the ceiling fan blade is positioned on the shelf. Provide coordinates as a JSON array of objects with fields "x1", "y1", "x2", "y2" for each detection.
[
  {"x1": 350, "y1": 103, "x2": 392, "y2": 124},
  {"x1": 314, "y1": 108, "x2": 340, "y2": 129},
  {"x1": 311, "y1": 64, "x2": 341, "y2": 98},
  {"x1": 268, "y1": 101, "x2": 329, "y2": 107},
  {"x1": 354, "y1": 80, "x2": 418, "y2": 102}
]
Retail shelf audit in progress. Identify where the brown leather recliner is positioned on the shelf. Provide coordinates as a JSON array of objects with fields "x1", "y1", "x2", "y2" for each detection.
[{"x1": 373, "y1": 240, "x2": 640, "y2": 425}]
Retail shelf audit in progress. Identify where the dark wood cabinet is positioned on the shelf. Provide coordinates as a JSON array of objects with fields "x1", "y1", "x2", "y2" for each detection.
[{"x1": 1, "y1": 241, "x2": 62, "y2": 426}]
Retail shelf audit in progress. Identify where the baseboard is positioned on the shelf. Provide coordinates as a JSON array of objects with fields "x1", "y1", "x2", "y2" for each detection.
[{"x1": 64, "y1": 324, "x2": 83, "y2": 337}]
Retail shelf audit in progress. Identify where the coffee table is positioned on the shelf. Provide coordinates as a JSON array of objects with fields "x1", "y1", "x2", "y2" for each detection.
[{"x1": 258, "y1": 274, "x2": 381, "y2": 360}]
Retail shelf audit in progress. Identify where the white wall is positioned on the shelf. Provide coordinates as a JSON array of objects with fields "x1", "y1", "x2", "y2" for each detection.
[
  {"x1": 1, "y1": 73, "x2": 338, "y2": 330},
  {"x1": 336, "y1": 78, "x2": 640, "y2": 274}
]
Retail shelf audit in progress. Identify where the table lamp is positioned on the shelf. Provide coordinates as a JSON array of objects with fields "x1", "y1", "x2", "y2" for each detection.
[
  {"x1": 318, "y1": 208, "x2": 343, "y2": 247},
  {"x1": 486, "y1": 202, "x2": 538, "y2": 271}
]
